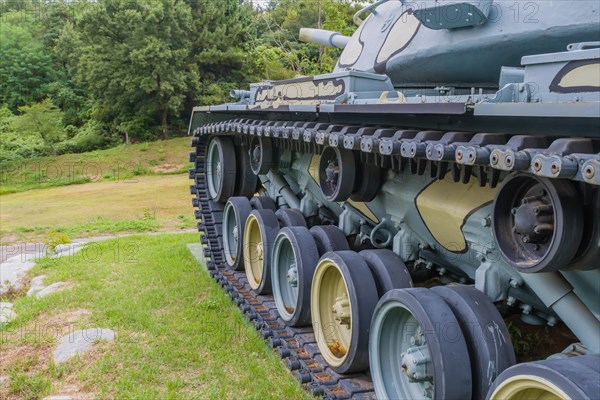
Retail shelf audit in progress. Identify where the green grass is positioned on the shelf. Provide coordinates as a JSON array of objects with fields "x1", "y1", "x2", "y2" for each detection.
[
  {"x1": 0, "y1": 174, "x2": 195, "y2": 245},
  {"x1": 0, "y1": 137, "x2": 192, "y2": 195},
  {"x1": 0, "y1": 233, "x2": 310, "y2": 400},
  {"x1": 0, "y1": 177, "x2": 93, "y2": 195},
  {"x1": 10, "y1": 217, "x2": 162, "y2": 243}
]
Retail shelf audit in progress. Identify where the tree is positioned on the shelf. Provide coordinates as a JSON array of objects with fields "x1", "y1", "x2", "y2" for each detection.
[
  {"x1": 257, "y1": 0, "x2": 360, "y2": 76},
  {"x1": 11, "y1": 99, "x2": 66, "y2": 155},
  {"x1": 186, "y1": 0, "x2": 260, "y2": 106},
  {"x1": 0, "y1": 14, "x2": 58, "y2": 111},
  {"x1": 73, "y1": 0, "x2": 199, "y2": 138}
]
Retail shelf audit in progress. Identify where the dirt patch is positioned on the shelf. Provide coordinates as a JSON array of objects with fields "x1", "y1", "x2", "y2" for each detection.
[
  {"x1": 0, "y1": 345, "x2": 54, "y2": 372},
  {"x1": 0, "y1": 309, "x2": 101, "y2": 400},
  {"x1": 44, "y1": 309, "x2": 92, "y2": 329},
  {"x1": 506, "y1": 314, "x2": 578, "y2": 362},
  {"x1": 0, "y1": 233, "x2": 21, "y2": 249},
  {"x1": 1, "y1": 309, "x2": 92, "y2": 366},
  {"x1": 150, "y1": 164, "x2": 183, "y2": 173},
  {"x1": 49, "y1": 383, "x2": 95, "y2": 400},
  {"x1": 0, "y1": 278, "x2": 31, "y2": 302}
]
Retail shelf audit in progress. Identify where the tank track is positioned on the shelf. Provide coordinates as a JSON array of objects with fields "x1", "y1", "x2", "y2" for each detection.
[
  {"x1": 189, "y1": 119, "x2": 599, "y2": 400},
  {"x1": 189, "y1": 132, "x2": 377, "y2": 400},
  {"x1": 196, "y1": 119, "x2": 600, "y2": 186}
]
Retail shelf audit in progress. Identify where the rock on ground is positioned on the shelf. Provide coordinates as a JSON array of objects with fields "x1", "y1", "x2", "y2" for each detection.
[
  {"x1": 42, "y1": 396, "x2": 73, "y2": 400},
  {"x1": 52, "y1": 243, "x2": 84, "y2": 258},
  {"x1": 53, "y1": 328, "x2": 115, "y2": 364},
  {"x1": 36, "y1": 282, "x2": 68, "y2": 299},
  {"x1": 0, "y1": 243, "x2": 82, "y2": 295},
  {"x1": 0, "y1": 302, "x2": 16, "y2": 324},
  {"x1": 27, "y1": 275, "x2": 47, "y2": 297},
  {"x1": 0, "y1": 254, "x2": 39, "y2": 294}
]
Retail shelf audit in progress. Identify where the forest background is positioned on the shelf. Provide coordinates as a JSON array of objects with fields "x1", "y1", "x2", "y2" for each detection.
[{"x1": 0, "y1": 0, "x2": 362, "y2": 164}]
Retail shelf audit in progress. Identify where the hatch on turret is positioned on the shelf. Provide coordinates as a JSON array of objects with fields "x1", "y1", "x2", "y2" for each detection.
[{"x1": 413, "y1": 0, "x2": 494, "y2": 30}]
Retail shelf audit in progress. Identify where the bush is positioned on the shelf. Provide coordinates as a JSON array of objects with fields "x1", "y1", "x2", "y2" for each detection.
[
  {"x1": 132, "y1": 164, "x2": 149, "y2": 176},
  {"x1": 44, "y1": 230, "x2": 71, "y2": 252},
  {"x1": 55, "y1": 120, "x2": 118, "y2": 154}
]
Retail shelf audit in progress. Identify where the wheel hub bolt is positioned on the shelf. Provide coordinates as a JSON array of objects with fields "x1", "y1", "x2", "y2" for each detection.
[
  {"x1": 233, "y1": 226, "x2": 238, "y2": 242},
  {"x1": 533, "y1": 224, "x2": 553, "y2": 235},
  {"x1": 216, "y1": 162, "x2": 222, "y2": 177},
  {"x1": 400, "y1": 344, "x2": 432, "y2": 383},
  {"x1": 513, "y1": 196, "x2": 554, "y2": 244},
  {"x1": 331, "y1": 296, "x2": 351, "y2": 327}
]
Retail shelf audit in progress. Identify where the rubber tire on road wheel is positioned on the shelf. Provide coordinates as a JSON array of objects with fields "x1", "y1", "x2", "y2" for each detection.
[
  {"x1": 243, "y1": 209, "x2": 279, "y2": 294},
  {"x1": 275, "y1": 208, "x2": 307, "y2": 228},
  {"x1": 206, "y1": 136, "x2": 236, "y2": 203},
  {"x1": 359, "y1": 249, "x2": 413, "y2": 298},
  {"x1": 223, "y1": 197, "x2": 252, "y2": 271},
  {"x1": 234, "y1": 144, "x2": 258, "y2": 199},
  {"x1": 310, "y1": 225, "x2": 349, "y2": 256},
  {"x1": 432, "y1": 284, "x2": 516, "y2": 400},
  {"x1": 369, "y1": 288, "x2": 472, "y2": 400},
  {"x1": 486, "y1": 354, "x2": 600, "y2": 400},
  {"x1": 250, "y1": 196, "x2": 277, "y2": 211},
  {"x1": 492, "y1": 174, "x2": 583, "y2": 272},
  {"x1": 351, "y1": 163, "x2": 383, "y2": 203},
  {"x1": 272, "y1": 226, "x2": 320, "y2": 326},
  {"x1": 311, "y1": 251, "x2": 379, "y2": 374},
  {"x1": 318, "y1": 146, "x2": 356, "y2": 202},
  {"x1": 250, "y1": 136, "x2": 274, "y2": 175},
  {"x1": 565, "y1": 190, "x2": 600, "y2": 270}
]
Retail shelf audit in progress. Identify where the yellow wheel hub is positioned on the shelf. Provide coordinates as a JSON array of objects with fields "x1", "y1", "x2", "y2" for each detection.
[
  {"x1": 243, "y1": 214, "x2": 264, "y2": 290},
  {"x1": 311, "y1": 258, "x2": 352, "y2": 367},
  {"x1": 489, "y1": 375, "x2": 571, "y2": 400}
]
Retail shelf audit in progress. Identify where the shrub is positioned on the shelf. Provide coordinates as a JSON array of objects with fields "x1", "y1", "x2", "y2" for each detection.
[{"x1": 44, "y1": 230, "x2": 71, "y2": 252}]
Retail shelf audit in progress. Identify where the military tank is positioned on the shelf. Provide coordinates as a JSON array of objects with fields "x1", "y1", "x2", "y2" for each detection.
[{"x1": 188, "y1": 1, "x2": 600, "y2": 398}]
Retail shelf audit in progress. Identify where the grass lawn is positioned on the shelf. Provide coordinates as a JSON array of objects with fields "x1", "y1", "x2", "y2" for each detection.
[
  {"x1": 0, "y1": 174, "x2": 195, "y2": 245},
  {"x1": 0, "y1": 233, "x2": 310, "y2": 400},
  {"x1": 0, "y1": 137, "x2": 191, "y2": 195}
]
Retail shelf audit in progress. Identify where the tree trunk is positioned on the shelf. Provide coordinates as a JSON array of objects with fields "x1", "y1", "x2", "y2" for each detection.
[
  {"x1": 124, "y1": 131, "x2": 130, "y2": 145},
  {"x1": 161, "y1": 110, "x2": 168, "y2": 138}
]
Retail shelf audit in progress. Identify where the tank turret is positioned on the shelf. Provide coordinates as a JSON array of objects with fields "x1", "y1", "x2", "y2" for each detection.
[{"x1": 336, "y1": 0, "x2": 600, "y2": 88}]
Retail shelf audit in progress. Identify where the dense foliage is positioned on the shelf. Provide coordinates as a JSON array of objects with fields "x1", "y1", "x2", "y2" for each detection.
[{"x1": 0, "y1": 0, "x2": 360, "y2": 163}]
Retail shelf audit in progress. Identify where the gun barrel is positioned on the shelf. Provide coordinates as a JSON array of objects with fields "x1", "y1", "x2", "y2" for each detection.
[
  {"x1": 299, "y1": 28, "x2": 349, "y2": 49},
  {"x1": 230, "y1": 90, "x2": 250, "y2": 100}
]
